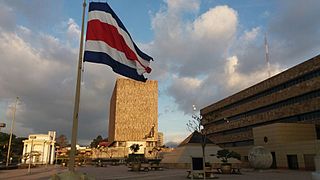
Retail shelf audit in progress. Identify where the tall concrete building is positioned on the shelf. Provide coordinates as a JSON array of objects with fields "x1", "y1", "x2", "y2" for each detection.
[
  {"x1": 108, "y1": 78, "x2": 158, "y2": 155},
  {"x1": 201, "y1": 54, "x2": 320, "y2": 169}
]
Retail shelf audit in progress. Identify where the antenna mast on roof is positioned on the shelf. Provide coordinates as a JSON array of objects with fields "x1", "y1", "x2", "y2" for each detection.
[{"x1": 265, "y1": 32, "x2": 271, "y2": 78}]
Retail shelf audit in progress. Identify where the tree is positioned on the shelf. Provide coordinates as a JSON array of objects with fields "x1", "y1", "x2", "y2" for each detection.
[
  {"x1": 187, "y1": 105, "x2": 207, "y2": 180},
  {"x1": 90, "y1": 135, "x2": 103, "y2": 148},
  {"x1": 56, "y1": 134, "x2": 68, "y2": 148},
  {"x1": 0, "y1": 132, "x2": 26, "y2": 163},
  {"x1": 216, "y1": 149, "x2": 241, "y2": 164}
]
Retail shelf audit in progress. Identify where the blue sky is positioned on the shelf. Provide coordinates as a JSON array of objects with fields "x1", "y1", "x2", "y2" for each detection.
[{"x1": 0, "y1": 0, "x2": 319, "y2": 146}]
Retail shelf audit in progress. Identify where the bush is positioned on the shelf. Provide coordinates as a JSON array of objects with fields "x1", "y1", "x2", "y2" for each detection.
[{"x1": 216, "y1": 149, "x2": 241, "y2": 164}]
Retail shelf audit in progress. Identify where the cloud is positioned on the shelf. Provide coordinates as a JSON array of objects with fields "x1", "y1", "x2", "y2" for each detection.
[
  {"x1": 150, "y1": 0, "x2": 320, "y2": 115},
  {"x1": 167, "y1": 76, "x2": 202, "y2": 111},
  {"x1": 224, "y1": 56, "x2": 282, "y2": 91},
  {"x1": 2, "y1": 0, "x2": 64, "y2": 29},
  {"x1": 193, "y1": 5, "x2": 237, "y2": 41},
  {"x1": 150, "y1": 4, "x2": 238, "y2": 82},
  {"x1": 0, "y1": 6, "x2": 117, "y2": 144},
  {"x1": 66, "y1": 18, "x2": 81, "y2": 45},
  {"x1": 150, "y1": 2, "x2": 239, "y2": 112},
  {"x1": 241, "y1": 27, "x2": 260, "y2": 42},
  {"x1": 0, "y1": 3, "x2": 16, "y2": 31},
  {"x1": 167, "y1": 0, "x2": 200, "y2": 13},
  {"x1": 1, "y1": 0, "x2": 319, "y2": 146},
  {"x1": 268, "y1": 0, "x2": 320, "y2": 65}
]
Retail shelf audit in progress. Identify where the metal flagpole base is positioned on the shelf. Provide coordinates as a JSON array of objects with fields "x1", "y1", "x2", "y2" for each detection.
[{"x1": 50, "y1": 171, "x2": 95, "y2": 180}]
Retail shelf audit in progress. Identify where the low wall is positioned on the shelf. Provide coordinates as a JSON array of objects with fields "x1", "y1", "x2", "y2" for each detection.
[{"x1": 161, "y1": 163, "x2": 190, "y2": 169}]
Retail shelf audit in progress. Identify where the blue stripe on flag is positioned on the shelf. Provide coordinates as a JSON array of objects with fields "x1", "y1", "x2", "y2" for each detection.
[
  {"x1": 88, "y1": 2, "x2": 153, "y2": 62},
  {"x1": 84, "y1": 51, "x2": 147, "y2": 82}
]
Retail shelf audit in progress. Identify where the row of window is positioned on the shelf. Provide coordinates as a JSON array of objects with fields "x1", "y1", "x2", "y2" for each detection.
[
  {"x1": 220, "y1": 140, "x2": 254, "y2": 147},
  {"x1": 209, "y1": 89, "x2": 320, "y2": 126},
  {"x1": 206, "y1": 68, "x2": 320, "y2": 118},
  {"x1": 208, "y1": 110, "x2": 320, "y2": 137}
]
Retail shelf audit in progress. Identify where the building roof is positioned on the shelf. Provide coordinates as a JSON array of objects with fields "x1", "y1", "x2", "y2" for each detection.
[
  {"x1": 98, "y1": 141, "x2": 111, "y2": 147},
  {"x1": 178, "y1": 131, "x2": 214, "y2": 147}
]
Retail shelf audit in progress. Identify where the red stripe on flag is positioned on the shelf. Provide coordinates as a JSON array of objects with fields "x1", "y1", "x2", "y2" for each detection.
[{"x1": 86, "y1": 19, "x2": 138, "y2": 61}]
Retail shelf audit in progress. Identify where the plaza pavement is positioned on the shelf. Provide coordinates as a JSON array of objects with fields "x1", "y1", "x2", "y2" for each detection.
[{"x1": 0, "y1": 165, "x2": 313, "y2": 180}]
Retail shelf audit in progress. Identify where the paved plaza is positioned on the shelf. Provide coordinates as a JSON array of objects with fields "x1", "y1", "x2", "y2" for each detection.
[{"x1": 0, "y1": 165, "x2": 313, "y2": 180}]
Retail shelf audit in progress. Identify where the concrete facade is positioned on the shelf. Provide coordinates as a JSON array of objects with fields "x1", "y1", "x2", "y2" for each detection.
[
  {"x1": 108, "y1": 78, "x2": 158, "y2": 157},
  {"x1": 200, "y1": 54, "x2": 320, "y2": 169},
  {"x1": 252, "y1": 123, "x2": 319, "y2": 170}
]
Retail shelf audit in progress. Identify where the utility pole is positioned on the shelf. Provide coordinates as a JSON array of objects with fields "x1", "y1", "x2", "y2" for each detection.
[
  {"x1": 28, "y1": 136, "x2": 36, "y2": 174},
  {"x1": 69, "y1": 0, "x2": 86, "y2": 172},
  {"x1": 6, "y1": 97, "x2": 19, "y2": 167}
]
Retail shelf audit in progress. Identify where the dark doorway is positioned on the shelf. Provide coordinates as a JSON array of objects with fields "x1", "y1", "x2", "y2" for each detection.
[
  {"x1": 304, "y1": 154, "x2": 315, "y2": 171},
  {"x1": 271, "y1": 152, "x2": 277, "y2": 169},
  {"x1": 192, "y1": 157, "x2": 204, "y2": 170},
  {"x1": 287, "y1": 154, "x2": 299, "y2": 170}
]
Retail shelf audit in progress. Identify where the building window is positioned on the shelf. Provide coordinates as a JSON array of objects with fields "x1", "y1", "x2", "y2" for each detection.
[
  {"x1": 316, "y1": 126, "x2": 320, "y2": 139},
  {"x1": 243, "y1": 156, "x2": 248, "y2": 161},
  {"x1": 205, "y1": 68, "x2": 320, "y2": 120}
]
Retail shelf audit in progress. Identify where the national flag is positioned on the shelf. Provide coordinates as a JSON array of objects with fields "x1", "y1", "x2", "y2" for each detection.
[{"x1": 84, "y1": 2, "x2": 153, "y2": 82}]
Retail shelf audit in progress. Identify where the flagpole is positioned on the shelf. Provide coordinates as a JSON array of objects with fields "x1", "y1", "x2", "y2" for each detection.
[{"x1": 69, "y1": 0, "x2": 86, "y2": 172}]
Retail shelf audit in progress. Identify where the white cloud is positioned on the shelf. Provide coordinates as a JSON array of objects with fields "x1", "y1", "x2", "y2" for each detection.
[
  {"x1": 66, "y1": 18, "x2": 80, "y2": 43},
  {"x1": 150, "y1": 3, "x2": 238, "y2": 79},
  {"x1": 150, "y1": 2, "x2": 240, "y2": 112},
  {"x1": 167, "y1": 0, "x2": 200, "y2": 13},
  {"x1": 242, "y1": 27, "x2": 260, "y2": 42},
  {"x1": 193, "y1": 6, "x2": 237, "y2": 41},
  {"x1": 224, "y1": 56, "x2": 283, "y2": 90}
]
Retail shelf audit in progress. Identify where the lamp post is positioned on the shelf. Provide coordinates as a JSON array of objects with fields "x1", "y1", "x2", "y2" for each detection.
[
  {"x1": 0, "y1": 123, "x2": 5, "y2": 133},
  {"x1": 6, "y1": 97, "x2": 19, "y2": 167},
  {"x1": 42, "y1": 141, "x2": 47, "y2": 165},
  {"x1": 187, "y1": 104, "x2": 207, "y2": 180},
  {"x1": 28, "y1": 135, "x2": 36, "y2": 174}
]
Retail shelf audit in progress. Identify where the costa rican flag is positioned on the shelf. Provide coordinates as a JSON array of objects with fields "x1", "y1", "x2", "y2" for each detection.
[{"x1": 84, "y1": 2, "x2": 153, "y2": 82}]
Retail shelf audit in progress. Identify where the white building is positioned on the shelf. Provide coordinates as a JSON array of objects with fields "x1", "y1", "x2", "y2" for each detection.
[{"x1": 21, "y1": 131, "x2": 56, "y2": 165}]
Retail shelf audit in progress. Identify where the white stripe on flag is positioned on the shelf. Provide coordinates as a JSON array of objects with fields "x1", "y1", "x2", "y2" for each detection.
[{"x1": 85, "y1": 40, "x2": 147, "y2": 75}]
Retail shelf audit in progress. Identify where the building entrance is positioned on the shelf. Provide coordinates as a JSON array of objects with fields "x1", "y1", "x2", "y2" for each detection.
[
  {"x1": 304, "y1": 154, "x2": 315, "y2": 171},
  {"x1": 271, "y1": 152, "x2": 277, "y2": 169},
  {"x1": 287, "y1": 154, "x2": 299, "y2": 170}
]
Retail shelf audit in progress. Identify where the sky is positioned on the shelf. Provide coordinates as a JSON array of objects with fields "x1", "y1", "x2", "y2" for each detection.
[{"x1": 0, "y1": 0, "x2": 319, "y2": 146}]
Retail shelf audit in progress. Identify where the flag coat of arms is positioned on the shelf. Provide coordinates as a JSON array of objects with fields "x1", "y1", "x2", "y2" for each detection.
[{"x1": 84, "y1": 2, "x2": 153, "y2": 82}]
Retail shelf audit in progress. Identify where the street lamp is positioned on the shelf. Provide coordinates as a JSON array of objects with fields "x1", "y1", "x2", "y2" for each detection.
[
  {"x1": 42, "y1": 141, "x2": 47, "y2": 165},
  {"x1": 28, "y1": 135, "x2": 36, "y2": 174},
  {"x1": 6, "y1": 97, "x2": 19, "y2": 167},
  {"x1": 187, "y1": 104, "x2": 208, "y2": 180},
  {"x1": 0, "y1": 123, "x2": 5, "y2": 133}
]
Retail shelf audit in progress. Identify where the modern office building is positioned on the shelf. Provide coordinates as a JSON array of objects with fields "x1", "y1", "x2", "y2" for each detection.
[
  {"x1": 108, "y1": 78, "x2": 158, "y2": 157},
  {"x1": 201, "y1": 54, "x2": 320, "y2": 169},
  {"x1": 21, "y1": 131, "x2": 56, "y2": 165}
]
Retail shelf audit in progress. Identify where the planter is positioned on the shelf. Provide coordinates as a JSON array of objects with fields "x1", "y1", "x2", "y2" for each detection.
[
  {"x1": 221, "y1": 163, "x2": 232, "y2": 174},
  {"x1": 131, "y1": 163, "x2": 141, "y2": 171}
]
